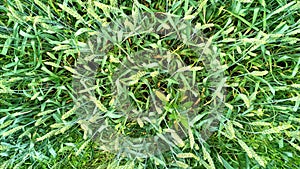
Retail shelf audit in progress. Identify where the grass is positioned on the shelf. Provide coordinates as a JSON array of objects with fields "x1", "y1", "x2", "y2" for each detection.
[{"x1": 0, "y1": 0, "x2": 300, "y2": 168}]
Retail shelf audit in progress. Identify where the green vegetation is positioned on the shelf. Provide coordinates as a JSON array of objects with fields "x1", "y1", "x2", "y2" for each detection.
[{"x1": 0, "y1": 0, "x2": 300, "y2": 168}]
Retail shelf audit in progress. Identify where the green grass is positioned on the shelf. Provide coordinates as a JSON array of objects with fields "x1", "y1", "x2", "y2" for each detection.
[{"x1": 0, "y1": 0, "x2": 300, "y2": 168}]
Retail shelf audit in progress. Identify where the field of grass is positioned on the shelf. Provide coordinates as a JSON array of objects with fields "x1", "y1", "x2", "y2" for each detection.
[{"x1": 0, "y1": 0, "x2": 300, "y2": 168}]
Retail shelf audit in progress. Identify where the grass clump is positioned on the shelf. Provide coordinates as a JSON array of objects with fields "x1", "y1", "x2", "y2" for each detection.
[{"x1": 0, "y1": 0, "x2": 300, "y2": 168}]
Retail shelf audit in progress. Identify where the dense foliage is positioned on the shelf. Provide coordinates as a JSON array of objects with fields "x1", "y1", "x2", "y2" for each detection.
[{"x1": 0, "y1": 0, "x2": 300, "y2": 168}]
